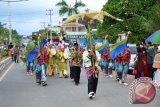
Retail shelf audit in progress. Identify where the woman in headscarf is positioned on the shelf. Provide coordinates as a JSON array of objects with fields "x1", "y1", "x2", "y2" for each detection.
[
  {"x1": 47, "y1": 44, "x2": 56, "y2": 76},
  {"x1": 134, "y1": 44, "x2": 144, "y2": 79},
  {"x1": 153, "y1": 46, "x2": 160, "y2": 83},
  {"x1": 56, "y1": 45, "x2": 68, "y2": 78}
]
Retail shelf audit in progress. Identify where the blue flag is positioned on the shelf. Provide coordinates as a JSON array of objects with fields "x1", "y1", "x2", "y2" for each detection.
[{"x1": 26, "y1": 46, "x2": 38, "y2": 62}]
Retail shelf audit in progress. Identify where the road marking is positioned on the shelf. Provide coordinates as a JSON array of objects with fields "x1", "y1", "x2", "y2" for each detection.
[{"x1": 0, "y1": 63, "x2": 14, "y2": 82}]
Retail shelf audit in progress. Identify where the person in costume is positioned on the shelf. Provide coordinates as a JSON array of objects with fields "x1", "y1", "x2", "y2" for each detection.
[
  {"x1": 121, "y1": 47, "x2": 131, "y2": 85},
  {"x1": 83, "y1": 44, "x2": 101, "y2": 99},
  {"x1": 34, "y1": 45, "x2": 48, "y2": 86},
  {"x1": 56, "y1": 45, "x2": 68, "y2": 78},
  {"x1": 47, "y1": 44, "x2": 56, "y2": 76},
  {"x1": 71, "y1": 43, "x2": 82, "y2": 85},
  {"x1": 101, "y1": 47, "x2": 110, "y2": 78},
  {"x1": 114, "y1": 47, "x2": 130, "y2": 86}
]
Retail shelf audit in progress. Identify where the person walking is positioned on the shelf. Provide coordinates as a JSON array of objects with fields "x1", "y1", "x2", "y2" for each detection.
[
  {"x1": 153, "y1": 46, "x2": 160, "y2": 83},
  {"x1": 71, "y1": 43, "x2": 82, "y2": 85},
  {"x1": 13, "y1": 45, "x2": 19, "y2": 63},
  {"x1": 146, "y1": 42, "x2": 155, "y2": 80},
  {"x1": 83, "y1": 44, "x2": 101, "y2": 99}
]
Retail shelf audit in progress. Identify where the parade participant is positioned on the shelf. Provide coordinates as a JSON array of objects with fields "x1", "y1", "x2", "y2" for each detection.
[
  {"x1": 101, "y1": 47, "x2": 110, "y2": 78},
  {"x1": 47, "y1": 44, "x2": 56, "y2": 76},
  {"x1": 34, "y1": 45, "x2": 48, "y2": 86},
  {"x1": 56, "y1": 45, "x2": 68, "y2": 78},
  {"x1": 71, "y1": 43, "x2": 82, "y2": 85},
  {"x1": 134, "y1": 44, "x2": 144, "y2": 79},
  {"x1": 114, "y1": 46, "x2": 131, "y2": 86},
  {"x1": 69, "y1": 44, "x2": 74, "y2": 79},
  {"x1": 153, "y1": 46, "x2": 160, "y2": 82},
  {"x1": 83, "y1": 44, "x2": 101, "y2": 99},
  {"x1": 13, "y1": 45, "x2": 19, "y2": 63},
  {"x1": 146, "y1": 42, "x2": 154, "y2": 80},
  {"x1": 121, "y1": 47, "x2": 131, "y2": 85}
]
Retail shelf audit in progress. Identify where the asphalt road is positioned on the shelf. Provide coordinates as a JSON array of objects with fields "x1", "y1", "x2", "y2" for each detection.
[{"x1": 0, "y1": 63, "x2": 159, "y2": 107}]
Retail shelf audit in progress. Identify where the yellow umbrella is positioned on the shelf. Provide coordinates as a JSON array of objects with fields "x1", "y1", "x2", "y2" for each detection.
[{"x1": 64, "y1": 10, "x2": 123, "y2": 78}]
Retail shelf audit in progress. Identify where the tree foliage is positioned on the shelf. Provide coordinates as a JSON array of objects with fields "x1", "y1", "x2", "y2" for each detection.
[
  {"x1": 56, "y1": 0, "x2": 86, "y2": 16},
  {"x1": 0, "y1": 22, "x2": 21, "y2": 45},
  {"x1": 96, "y1": 0, "x2": 160, "y2": 43}
]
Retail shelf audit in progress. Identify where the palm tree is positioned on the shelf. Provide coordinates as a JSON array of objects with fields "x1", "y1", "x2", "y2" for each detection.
[{"x1": 56, "y1": 0, "x2": 86, "y2": 16}]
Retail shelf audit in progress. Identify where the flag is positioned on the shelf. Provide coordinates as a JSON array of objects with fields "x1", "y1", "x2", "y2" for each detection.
[
  {"x1": 110, "y1": 38, "x2": 127, "y2": 59},
  {"x1": 26, "y1": 46, "x2": 38, "y2": 62},
  {"x1": 95, "y1": 39, "x2": 109, "y2": 54},
  {"x1": 42, "y1": 38, "x2": 47, "y2": 47}
]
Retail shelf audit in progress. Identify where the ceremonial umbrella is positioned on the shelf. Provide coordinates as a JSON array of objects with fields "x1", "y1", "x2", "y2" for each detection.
[
  {"x1": 146, "y1": 30, "x2": 160, "y2": 44},
  {"x1": 64, "y1": 10, "x2": 123, "y2": 77}
]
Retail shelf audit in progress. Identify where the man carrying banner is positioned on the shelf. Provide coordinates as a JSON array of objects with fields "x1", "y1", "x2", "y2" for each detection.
[{"x1": 83, "y1": 44, "x2": 101, "y2": 99}]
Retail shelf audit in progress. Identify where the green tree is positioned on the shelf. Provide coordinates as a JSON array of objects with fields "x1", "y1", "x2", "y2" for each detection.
[
  {"x1": 56, "y1": 0, "x2": 86, "y2": 16},
  {"x1": 96, "y1": 0, "x2": 160, "y2": 43},
  {"x1": 0, "y1": 23, "x2": 9, "y2": 45}
]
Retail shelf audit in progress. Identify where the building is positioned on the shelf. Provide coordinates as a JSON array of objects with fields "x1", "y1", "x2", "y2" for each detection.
[{"x1": 61, "y1": 22, "x2": 87, "y2": 42}]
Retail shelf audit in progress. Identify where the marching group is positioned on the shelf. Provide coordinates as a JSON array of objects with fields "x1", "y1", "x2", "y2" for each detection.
[{"x1": 8, "y1": 33, "x2": 160, "y2": 99}]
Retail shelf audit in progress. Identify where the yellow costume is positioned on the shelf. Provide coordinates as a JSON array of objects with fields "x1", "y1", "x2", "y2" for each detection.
[
  {"x1": 56, "y1": 49, "x2": 68, "y2": 78},
  {"x1": 47, "y1": 48, "x2": 56, "y2": 76}
]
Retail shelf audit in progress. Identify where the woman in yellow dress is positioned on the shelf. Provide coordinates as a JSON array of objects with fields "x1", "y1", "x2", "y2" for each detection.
[
  {"x1": 56, "y1": 47, "x2": 68, "y2": 78},
  {"x1": 47, "y1": 45, "x2": 56, "y2": 76}
]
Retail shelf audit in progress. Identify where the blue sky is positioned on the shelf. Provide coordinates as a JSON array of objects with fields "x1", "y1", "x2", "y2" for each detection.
[{"x1": 0, "y1": 0, "x2": 107, "y2": 36}]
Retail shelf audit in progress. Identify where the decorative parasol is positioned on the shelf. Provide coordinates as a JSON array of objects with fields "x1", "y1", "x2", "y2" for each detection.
[
  {"x1": 146, "y1": 30, "x2": 160, "y2": 44},
  {"x1": 64, "y1": 10, "x2": 123, "y2": 78}
]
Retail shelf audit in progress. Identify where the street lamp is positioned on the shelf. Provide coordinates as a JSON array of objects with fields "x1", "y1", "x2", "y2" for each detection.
[{"x1": 0, "y1": 0, "x2": 29, "y2": 43}]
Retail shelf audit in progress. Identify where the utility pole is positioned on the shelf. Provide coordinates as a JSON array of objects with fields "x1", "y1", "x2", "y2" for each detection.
[
  {"x1": 46, "y1": 9, "x2": 53, "y2": 44},
  {"x1": 0, "y1": 0, "x2": 29, "y2": 44}
]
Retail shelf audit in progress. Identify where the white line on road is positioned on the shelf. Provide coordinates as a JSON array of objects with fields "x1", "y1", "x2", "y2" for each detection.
[{"x1": 0, "y1": 63, "x2": 14, "y2": 82}]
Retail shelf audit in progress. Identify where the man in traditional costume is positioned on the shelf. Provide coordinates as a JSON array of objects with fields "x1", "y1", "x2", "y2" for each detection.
[
  {"x1": 83, "y1": 44, "x2": 101, "y2": 99},
  {"x1": 71, "y1": 43, "x2": 82, "y2": 85}
]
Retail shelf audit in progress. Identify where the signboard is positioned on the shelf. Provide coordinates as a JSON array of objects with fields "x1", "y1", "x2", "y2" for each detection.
[{"x1": 66, "y1": 32, "x2": 87, "y2": 39}]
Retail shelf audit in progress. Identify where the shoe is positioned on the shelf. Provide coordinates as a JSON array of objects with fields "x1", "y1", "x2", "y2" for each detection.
[
  {"x1": 64, "y1": 75, "x2": 69, "y2": 78},
  {"x1": 75, "y1": 83, "x2": 79, "y2": 86},
  {"x1": 123, "y1": 82, "x2": 128, "y2": 86},
  {"x1": 119, "y1": 80, "x2": 122, "y2": 85},
  {"x1": 30, "y1": 73, "x2": 33, "y2": 75},
  {"x1": 42, "y1": 81, "x2": 47, "y2": 86},
  {"x1": 89, "y1": 92, "x2": 94, "y2": 99},
  {"x1": 92, "y1": 95, "x2": 95, "y2": 98},
  {"x1": 116, "y1": 78, "x2": 119, "y2": 81},
  {"x1": 36, "y1": 80, "x2": 41, "y2": 85},
  {"x1": 109, "y1": 75, "x2": 113, "y2": 78}
]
